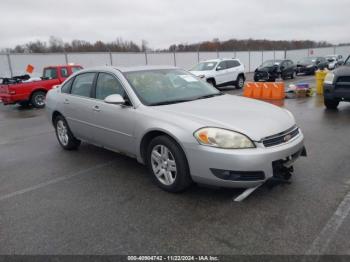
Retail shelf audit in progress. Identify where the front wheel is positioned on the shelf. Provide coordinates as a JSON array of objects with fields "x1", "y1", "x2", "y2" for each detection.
[
  {"x1": 324, "y1": 99, "x2": 339, "y2": 110},
  {"x1": 30, "y1": 91, "x2": 46, "y2": 108},
  {"x1": 147, "y1": 136, "x2": 192, "y2": 192},
  {"x1": 291, "y1": 71, "x2": 296, "y2": 79},
  {"x1": 236, "y1": 75, "x2": 245, "y2": 89},
  {"x1": 54, "y1": 115, "x2": 81, "y2": 150}
]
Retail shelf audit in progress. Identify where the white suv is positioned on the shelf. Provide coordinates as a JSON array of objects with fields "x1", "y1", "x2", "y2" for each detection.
[{"x1": 190, "y1": 58, "x2": 245, "y2": 89}]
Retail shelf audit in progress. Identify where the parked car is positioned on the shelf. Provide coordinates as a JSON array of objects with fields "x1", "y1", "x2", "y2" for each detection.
[
  {"x1": 46, "y1": 66, "x2": 306, "y2": 198},
  {"x1": 190, "y1": 58, "x2": 245, "y2": 89},
  {"x1": 254, "y1": 59, "x2": 296, "y2": 82},
  {"x1": 323, "y1": 55, "x2": 350, "y2": 109},
  {"x1": 0, "y1": 65, "x2": 82, "y2": 108},
  {"x1": 296, "y1": 57, "x2": 328, "y2": 75},
  {"x1": 325, "y1": 54, "x2": 343, "y2": 70}
]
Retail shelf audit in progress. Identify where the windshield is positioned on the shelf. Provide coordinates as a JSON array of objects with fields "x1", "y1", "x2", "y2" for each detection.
[
  {"x1": 261, "y1": 60, "x2": 281, "y2": 67},
  {"x1": 345, "y1": 56, "x2": 350, "y2": 65},
  {"x1": 124, "y1": 69, "x2": 221, "y2": 106},
  {"x1": 299, "y1": 57, "x2": 316, "y2": 64},
  {"x1": 191, "y1": 62, "x2": 217, "y2": 71}
]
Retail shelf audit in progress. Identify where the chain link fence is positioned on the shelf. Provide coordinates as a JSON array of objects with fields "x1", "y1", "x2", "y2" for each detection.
[{"x1": 1, "y1": 46, "x2": 349, "y2": 78}]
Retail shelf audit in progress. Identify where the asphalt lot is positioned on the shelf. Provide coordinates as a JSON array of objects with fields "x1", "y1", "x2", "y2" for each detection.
[{"x1": 1, "y1": 74, "x2": 350, "y2": 255}]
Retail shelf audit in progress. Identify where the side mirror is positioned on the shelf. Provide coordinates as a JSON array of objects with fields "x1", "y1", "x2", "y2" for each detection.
[
  {"x1": 104, "y1": 94, "x2": 125, "y2": 105},
  {"x1": 216, "y1": 66, "x2": 222, "y2": 71}
]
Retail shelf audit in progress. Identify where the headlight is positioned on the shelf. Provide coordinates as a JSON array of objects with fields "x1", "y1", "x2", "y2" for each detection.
[
  {"x1": 324, "y1": 72, "x2": 335, "y2": 84},
  {"x1": 194, "y1": 127, "x2": 255, "y2": 149}
]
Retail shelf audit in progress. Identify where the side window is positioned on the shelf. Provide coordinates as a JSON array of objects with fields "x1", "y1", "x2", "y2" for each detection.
[
  {"x1": 61, "y1": 78, "x2": 74, "y2": 94},
  {"x1": 216, "y1": 61, "x2": 227, "y2": 71},
  {"x1": 95, "y1": 73, "x2": 126, "y2": 100},
  {"x1": 232, "y1": 60, "x2": 240, "y2": 67},
  {"x1": 60, "y1": 67, "x2": 69, "y2": 78},
  {"x1": 226, "y1": 60, "x2": 237, "y2": 69},
  {"x1": 70, "y1": 73, "x2": 96, "y2": 98},
  {"x1": 43, "y1": 68, "x2": 58, "y2": 79}
]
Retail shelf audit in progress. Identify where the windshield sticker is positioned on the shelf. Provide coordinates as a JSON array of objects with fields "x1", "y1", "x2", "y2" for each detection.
[{"x1": 179, "y1": 75, "x2": 198, "y2": 82}]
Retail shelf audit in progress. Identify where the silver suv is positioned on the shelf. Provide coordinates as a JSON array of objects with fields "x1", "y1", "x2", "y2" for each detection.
[{"x1": 190, "y1": 58, "x2": 245, "y2": 89}]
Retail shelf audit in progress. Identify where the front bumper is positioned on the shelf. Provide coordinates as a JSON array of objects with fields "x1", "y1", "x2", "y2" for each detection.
[
  {"x1": 324, "y1": 83, "x2": 350, "y2": 101},
  {"x1": 184, "y1": 130, "x2": 305, "y2": 188}
]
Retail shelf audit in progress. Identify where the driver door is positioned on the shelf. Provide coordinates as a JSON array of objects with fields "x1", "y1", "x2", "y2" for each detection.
[{"x1": 89, "y1": 72, "x2": 136, "y2": 155}]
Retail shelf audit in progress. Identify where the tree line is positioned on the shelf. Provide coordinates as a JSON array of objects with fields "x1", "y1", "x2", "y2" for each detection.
[{"x1": 1, "y1": 36, "x2": 335, "y2": 54}]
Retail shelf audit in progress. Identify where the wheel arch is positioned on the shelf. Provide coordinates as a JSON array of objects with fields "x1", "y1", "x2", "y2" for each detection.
[
  {"x1": 139, "y1": 129, "x2": 188, "y2": 165},
  {"x1": 238, "y1": 73, "x2": 246, "y2": 81},
  {"x1": 52, "y1": 110, "x2": 64, "y2": 126},
  {"x1": 30, "y1": 88, "x2": 47, "y2": 100}
]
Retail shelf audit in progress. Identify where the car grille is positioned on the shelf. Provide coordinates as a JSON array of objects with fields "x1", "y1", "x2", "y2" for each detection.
[
  {"x1": 337, "y1": 76, "x2": 350, "y2": 83},
  {"x1": 262, "y1": 126, "x2": 300, "y2": 147}
]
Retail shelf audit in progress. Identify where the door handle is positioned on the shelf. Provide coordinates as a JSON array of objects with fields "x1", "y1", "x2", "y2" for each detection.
[
  {"x1": 64, "y1": 99, "x2": 69, "y2": 104},
  {"x1": 92, "y1": 105, "x2": 101, "y2": 112}
]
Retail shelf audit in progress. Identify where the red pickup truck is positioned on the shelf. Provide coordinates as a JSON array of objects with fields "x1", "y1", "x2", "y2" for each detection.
[{"x1": 0, "y1": 65, "x2": 82, "y2": 108}]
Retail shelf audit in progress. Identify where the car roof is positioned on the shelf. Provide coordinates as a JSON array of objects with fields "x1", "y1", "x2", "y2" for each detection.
[
  {"x1": 200, "y1": 58, "x2": 240, "y2": 63},
  {"x1": 74, "y1": 65, "x2": 179, "y2": 74}
]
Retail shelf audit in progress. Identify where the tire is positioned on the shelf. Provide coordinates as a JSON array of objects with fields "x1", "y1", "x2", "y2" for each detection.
[
  {"x1": 324, "y1": 99, "x2": 339, "y2": 110},
  {"x1": 236, "y1": 75, "x2": 245, "y2": 89},
  {"x1": 291, "y1": 71, "x2": 295, "y2": 79},
  {"x1": 54, "y1": 115, "x2": 81, "y2": 150},
  {"x1": 207, "y1": 79, "x2": 216, "y2": 87},
  {"x1": 146, "y1": 135, "x2": 192, "y2": 192},
  {"x1": 30, "y1": 91, "x2": 46, "y2": 108}
]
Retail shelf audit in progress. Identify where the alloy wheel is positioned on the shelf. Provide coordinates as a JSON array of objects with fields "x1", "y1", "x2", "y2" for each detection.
[
  {"x1": 56, "y1": 120, "x2": 69, "y2": 146},
  {"x1": 151, "y1": 145, "x2": 177, "y2": 186}
]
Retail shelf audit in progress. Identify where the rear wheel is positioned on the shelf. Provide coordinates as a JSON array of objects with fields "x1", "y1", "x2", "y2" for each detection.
[
  {"x1": 324, "y1": 98, "x2": 339, "y2": 110},
  {"x1": 30, "y1": 91, "x2": 46, "y2": 108},
  {"x1": 54, "y1": 115, "x2": 81, "y2": 150},
  {"x1": 146, "y1": 135, "x2": 192, "y2": 192},
  {"x1": 236, "y1": 75, "x2": 245, "y2": 89}
]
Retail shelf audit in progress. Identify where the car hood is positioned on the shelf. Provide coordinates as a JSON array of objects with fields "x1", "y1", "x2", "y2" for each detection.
[
  {"x1": 155, "y1": 94, "x2": 295, "y2": 141},
  {"x1": 334, "y1": 65, "x2": 350, "y2": 76},
  {"x1": 256, "y1": 66, "x2": 276, "y2": 72},
  {"x1": 297, "y1": 63, "x2": 314, "y2": 67},
  {"x1": 190, "y1": 71, "x2": 212, "y2": 77}
]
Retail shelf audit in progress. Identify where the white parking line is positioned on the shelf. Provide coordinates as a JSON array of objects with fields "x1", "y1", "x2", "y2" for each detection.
[
  {"x1": 306, "y1": 190, "x2": 350, "y2": 254},
  {"x1": 0, "y1": 161, "x2": 114, "y2": 202}
]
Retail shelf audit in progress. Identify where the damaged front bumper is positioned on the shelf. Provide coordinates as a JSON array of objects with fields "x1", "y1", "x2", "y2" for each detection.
[{"x1": 234, "y1": 146, "x2": 307, "y2": 202}]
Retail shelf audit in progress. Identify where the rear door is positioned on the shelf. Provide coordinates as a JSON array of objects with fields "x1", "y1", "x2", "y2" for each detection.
[
  {"x1": 62, "y1": 72, "x2": 97, "y2": 142},
  {"x1": 227, "y1": 60, "x2": 241, "y2": 82},
  {"x1": 88, "y1": 72, "x2": 136, "y2": 155}
]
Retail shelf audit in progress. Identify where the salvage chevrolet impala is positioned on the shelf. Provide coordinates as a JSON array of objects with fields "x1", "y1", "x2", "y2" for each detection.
[{"x1": 46, "y1": 66, "x2": 306, "y2": 199}]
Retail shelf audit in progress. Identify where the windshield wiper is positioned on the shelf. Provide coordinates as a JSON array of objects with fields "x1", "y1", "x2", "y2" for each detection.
[
  {"x1": 193, "y1": 92, "x2": 224, "y2": 100},
  {"x1": 149, "y1": 93, "x2": 224, "y2": 106},
  {"x1": 149, "y1": 98, "x2": 194, "y2": 106}
]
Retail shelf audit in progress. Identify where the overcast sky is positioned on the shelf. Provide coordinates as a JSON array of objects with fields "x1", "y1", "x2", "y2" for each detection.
[{"x1": 0, "y1": 0, "x2": 349, "y2": 49}]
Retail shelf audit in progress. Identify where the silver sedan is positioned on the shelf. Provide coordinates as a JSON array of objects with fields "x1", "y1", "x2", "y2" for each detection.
[{"x1": 46, "y1": 66, "x2": 305, "y2": 198}]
